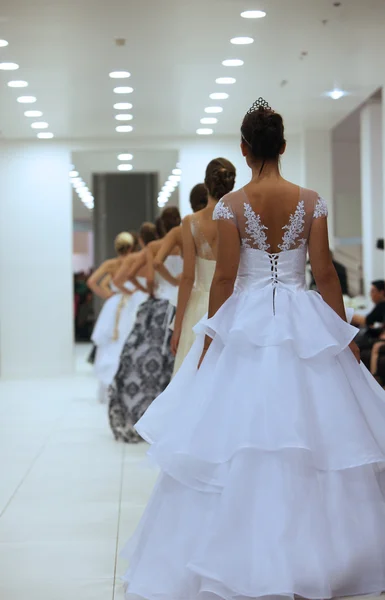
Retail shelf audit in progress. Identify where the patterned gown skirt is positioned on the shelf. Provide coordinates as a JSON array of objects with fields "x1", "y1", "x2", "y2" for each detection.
[{"x1": 108, "y1": 296, "x2": 175, "y2": 443}]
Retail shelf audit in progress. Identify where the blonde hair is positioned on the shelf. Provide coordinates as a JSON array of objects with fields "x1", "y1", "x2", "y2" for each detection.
[{"x1": 114, "y1": 231, "x2": 134, "y2": 255}]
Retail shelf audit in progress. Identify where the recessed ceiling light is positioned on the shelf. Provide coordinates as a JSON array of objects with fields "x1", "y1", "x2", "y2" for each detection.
[
  {"x1": 113, "y1": 86, "x2": 133, "y2": 94},
  {"x1": 204, "y1": 106, "x2": 223, "y2": 114},
  {"x1": 24, "y1": 110, "x2": 43, "y2": 117},
  {"x1": 327, "y1": 89, "x2": 346, "y2": 100},
  {"x1": 0, "y1": 40, "x2": 9, "y2": 47},
  {"x1": 31, "y1": 121, "x2": 49, "y2": 129},
  {"x1": 114, "y1": 102, "x2": 133, "y2": 110},
  {"x1": 7, "y1": 80, "x2": 28, "y2": 88},
  {"x1": 116, "y1": 125, "x2": 133, "y2": 132},
  {"x1": 118, "y1": 153, "x2": 133, "y2": 161},
  {"x1": 169, "y1": 175, "x2": 181, "y2": 183},
  {"x1": 72, "y1": 177, "x2": 82, "y2": 185},
  {"x1": 17, "y1": 96, "x2": 37, "y2": 103},
  {"x1": 210, "y1": 92, "x2": 229, "y2": 100},
  {"x1": 37, "y1": 132, "x2": 54, "y2": 139},
  {"x1": 241, "y1": 10, "x2": 266, "y2": 18},
  {"x1": 230, "y1": 37, "x2": 254, "y2": 45},
  {"x1": 118, "y1": 164, "x2": 133, "y2": 171},
  {"x1": 69, "y1": 170, "x2": 79, "y2": 178},
  {"x1": 172, "y1": 168, "x2": 182, "y2": 175},
  {"x1": 74, "y1": 181, "x2": 86, "y2": 188},
  {"x1": 109, "y1": 71, "x2": 131, "y2": 79},
  {"x1": 115, "y1": 114, "x2": 133, "y2": 121},
  {"x1": 222, "y1": 59, "x2": 244, "y2": 67},
  {"x1": 216, "y1": 77, "x2": 236, "y2": 85},
  {"x1": 201, "y1": 117, "x2": 218, "y2": 124},
  {"x1": 0, "y1": 62, "x2": 19, "y2": 70},
  {"x1": 197, "y1": 128, "x2": 214, "y2": 135}
]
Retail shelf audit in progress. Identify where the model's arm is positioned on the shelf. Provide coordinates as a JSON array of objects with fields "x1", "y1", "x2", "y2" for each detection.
[
  {"x1": 309, "y1": 214, "x2": 360, "y2": 362},
  {"x1": 113, "y1": 255, "x2": 138, "y2": 295},
  {"x1": 171, "y1": 218, "x2": 196, "y2": 355},
  {"x1": 198, "y1": 220, "x2": 240, "y2": 367},
  {"x1": 87, "y1": 261, "x2": 115, "y2": 300},
  {"x1": 154, "y1": 227, "x2": 180, "y2": 268}
]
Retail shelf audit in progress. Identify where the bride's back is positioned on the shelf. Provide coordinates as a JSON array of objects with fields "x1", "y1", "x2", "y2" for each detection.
[{"x1": 216, "y1": 179, "x2": 325, "y2": 256}]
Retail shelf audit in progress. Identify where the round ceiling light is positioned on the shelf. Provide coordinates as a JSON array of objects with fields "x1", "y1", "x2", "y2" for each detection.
[
  {"x1": 327, "y1": 89, "x2": 346, "y2": 100},
  {"x1": 113, "y1": 86, "x2": 133, "y2": 94},
  {"x1": 109, "y1": 71, "x2": 131, "y2": 79},
  {"x1": 210, "y1": 92, "x2": 229, "y2": 100},
  {"x1": 17, "y1": 96, "x2": 37, "y2": 103},
  {"x1": 114, "y1": 102, "x2": 133, "y2": 110},
  {"x1": 197, "y1": 128, "x2": 214, "y2": 135},
  {"x1": 115, "y1": 114, "x2": 133, "y2": 121},
  {"x1": 204, "y1": 106, "x2": 223, "y2": 114},
  {"x1": 24, "y1": 110, "x2": 43, "y2": 117},
  {"x1": 230, "y1": 37, "x2": 254, "y2": 45},
  {"x1": 216, "y1": 77, "x2": 236, "y2": 84},
  {"x1": 118, "y1": 153, "x2": 133, "y2": 161},
  {"x1": 222, "y1": 59, "x2": 244, "y2": 67},
  {"x1": 7, "y1": 80, "x2": 28, "y2": 88},
  {"x1": 0, "y1": 40, "x2": 9, "y2": 47},
  {"x1": 118, "y1": 164, "x2": 133, "y2": 171},
  {"x1": 69, "y1": 170, "x2": 79, "y2": 178},
  {"x1": 241, "y1": 10, "x2": 266, "y2": 18},
  {"x1": 37, "y1": 132, "x2": 54, "y2": 139},
  {"x1": 0, "y1": 62, "x2": 19, "y2": 70},
  {"x1": 116, "y1": 125, "x2": 133, "y2": 132},
  {"x1": 31, "y1": 122, "x2": 49, "y2": 129},
  {"x1": 201, "y1": 117, "x2": 218, "y2": 124},
  {"x1": 172, "y1": 168, "x2": 182, "y2": 175}
]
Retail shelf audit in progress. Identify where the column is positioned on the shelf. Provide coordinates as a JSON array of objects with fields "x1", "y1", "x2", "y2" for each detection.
[
  {"x1": 360, "y1": 100, "x2": 384, "y2": 296},
  {"x1": 0, "y1": 142, "x2": 73, "y2": 378},
  {"x1": 301, "y1": 130, "x2": 334, "y2": 247}
]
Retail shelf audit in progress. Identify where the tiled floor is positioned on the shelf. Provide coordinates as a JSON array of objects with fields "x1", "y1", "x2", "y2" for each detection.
[
  {"x1": 1, "y1": 346, "x2": 383, "y2": 600},
  {"x1": 0, "y1": 345, "x2": 157, "y2": 600}
]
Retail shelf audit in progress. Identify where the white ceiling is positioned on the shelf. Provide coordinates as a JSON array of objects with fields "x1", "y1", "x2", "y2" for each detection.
[
  {"x1": 1, "y1": 0, "x2": 385, "y2": 143},
  {"x1": 1, "y1": 0, "x2": 385, "y2": 221},
  {"x1": 72, "y1": 149, "x2": 179, "y2": 221}
]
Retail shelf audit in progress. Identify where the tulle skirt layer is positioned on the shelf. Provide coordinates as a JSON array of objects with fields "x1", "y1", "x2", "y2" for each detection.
[{"x1": 122, "y1": 286, "x2": 385, "y2": 599}]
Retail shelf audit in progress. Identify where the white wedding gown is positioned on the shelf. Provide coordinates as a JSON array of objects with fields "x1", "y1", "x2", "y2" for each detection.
[
  {"x1": 122, "y1": 187, "x2": 385, "y2": 600},
  {"x1": 92, "y1": 280, "x2": 147, "y2": 390}
]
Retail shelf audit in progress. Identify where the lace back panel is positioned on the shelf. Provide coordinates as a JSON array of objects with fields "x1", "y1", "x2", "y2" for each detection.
[
  {"x1": 214, "y1": 186, "x2": 327, "y2": 254},
  {"x1": 190, "y1": 214, "x2": 216, "y2": 260}
]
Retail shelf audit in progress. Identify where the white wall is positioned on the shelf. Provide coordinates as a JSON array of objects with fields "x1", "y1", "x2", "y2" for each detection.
[
  {"x1": 0, "y1": 142, "x2": 73, "y2": 379},
  {"x1": 333, "y1": 140, "x2": 362, "y2": 240},
  {"x1": 178, "y1": 134, "x2": 303, "y2": 217}
]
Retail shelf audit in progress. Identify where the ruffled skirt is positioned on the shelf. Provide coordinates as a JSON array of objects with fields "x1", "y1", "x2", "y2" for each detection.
[{"x1": 122, "y1": 287, "x2": 385, "y2": 599}]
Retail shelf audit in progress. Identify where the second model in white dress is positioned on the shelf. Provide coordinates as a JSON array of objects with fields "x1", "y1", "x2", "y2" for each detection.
[
  {"x1": 120, "y1": 186, "x2": 385, "y2": 600},
  {"x1": 92, "y1": 280, "x2": 148, "y2": 393}
]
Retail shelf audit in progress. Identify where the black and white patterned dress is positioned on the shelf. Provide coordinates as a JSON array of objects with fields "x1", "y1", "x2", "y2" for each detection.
[{"x1": 108, "y1": 256, "x2": 182, "y2": 443}]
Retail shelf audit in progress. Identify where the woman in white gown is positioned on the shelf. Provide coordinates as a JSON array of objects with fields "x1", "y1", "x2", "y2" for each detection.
[
  {"x1": 88, "y1": 232, "x2": 147, "y2": 402},
  {"x1": 121, "y1": 98, "x2": 385, "y2": 600},
  {"x1": 171, "y1": 161, "x2": 236, "y2": 375}
]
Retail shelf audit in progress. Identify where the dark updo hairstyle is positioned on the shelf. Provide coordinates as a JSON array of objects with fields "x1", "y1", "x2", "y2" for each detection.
[
  {"x1": 241, "y1": 98, "x2": 285, "y2": 174},
  {"x1": 155, "y1": 216, "x2": 165, "y2": 239},
  {"x1": 190, "y1": 183, "x2": 208, "y2": 213},
  {"x1": 130, "y1": 231, "x2": 141, "y2": 252},
  {"x1": 139, "y1": 222, "x2": 158, "y2": 246},
  {"x1": 204, "y1": 158, "x2": 236, "y2": 201},
  {"x1": 160, "y1": 206, "x2": 182, "y2": 233}
]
